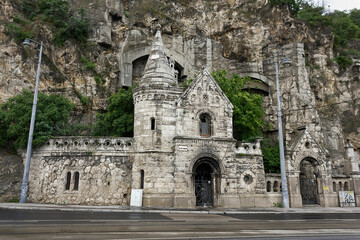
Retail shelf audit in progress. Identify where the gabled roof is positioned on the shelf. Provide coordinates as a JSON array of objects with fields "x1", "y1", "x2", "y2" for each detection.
[
  {"x1": 140, "y1": 26, "x2": 176, "y2": 87},
  {"x1": 288, "y1": 127, "x2": 329, "y2": 156},
  {"x1": 177, "y1": 68, "x2": 233, "y2": 109}
]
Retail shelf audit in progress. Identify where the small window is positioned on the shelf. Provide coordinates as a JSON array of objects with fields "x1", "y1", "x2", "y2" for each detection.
[
  {"x1": 140, "y1": 170, "x2": 145, "y2": 189},
  {"x1": 151, "y1": 118, "x2": 155, "y2": 130},
  {"x1": 73, "y1": 172, "x2": 79, "y2": 191},
  {"x1": 266, "y1": 181, "x2": 271, "y2": 192},
  {"x1": 339, "y1": 182, "x2": 343, "y2": 191},
  {"x1": 333, "y1": 182, "x2": 337, "y2": 192},
  {"x1": 344, "y1": 182, "x2": 349, "y2": 191},
  {"x1": 65, "y1": 172, "x2": 71, "y2": 190},
  {"x1": 199, "y1": 113, "x2": 211, "y2": 136}
]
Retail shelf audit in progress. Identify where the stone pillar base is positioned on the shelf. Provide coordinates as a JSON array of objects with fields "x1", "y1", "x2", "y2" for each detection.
[
  {"x1": 142, "y1": 193, "x2": 174, "y2": 207},
  {"x1": 174, "y1": 194, "x2": 195, "y2": 208}
]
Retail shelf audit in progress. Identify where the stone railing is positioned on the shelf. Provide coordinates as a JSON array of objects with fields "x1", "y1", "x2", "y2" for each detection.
[
  {"x1": 235, "y1": 138, "x2": 262, "y2": 156},
  {"x1": 265, "y1": 173, "x2": 282, "y2": 193},
  {"x1": 331, "y1": 177, "x2": 352, "y2": 193},
  {"x1": 38, "y1": 136, "x2": 134, "y2": 152}
]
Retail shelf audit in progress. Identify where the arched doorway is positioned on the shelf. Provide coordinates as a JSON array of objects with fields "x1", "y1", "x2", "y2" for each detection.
[
  {"x1": 300, "y1": 158, "x2": 319, "y2": 205},
  {"x1": 193, "y1": 158, "x2": 220, "y2": 207}
]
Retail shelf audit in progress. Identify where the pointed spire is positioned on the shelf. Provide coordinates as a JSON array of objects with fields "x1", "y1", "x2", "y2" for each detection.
[{"x1": 140, "y1": 25, "x2": 176, "y2": 87}]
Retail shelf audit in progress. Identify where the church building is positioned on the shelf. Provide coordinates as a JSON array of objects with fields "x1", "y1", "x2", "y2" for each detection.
[{"x1": 27, "y1": 27, "x2": 360, "y2": 208}]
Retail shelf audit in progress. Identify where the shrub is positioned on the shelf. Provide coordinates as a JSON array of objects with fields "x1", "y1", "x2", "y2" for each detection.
[
  {"x1": 93, "y1": 86, "x2": 135, "y2": 137},
  {"x1": 80, "y1": 57, "x2": 96, "y2": 71},
  {"x1": 212, "y1": 70, "x2": 265, "y2": 140},
  {"x1": 5, "y1": 23, "x2": 33, "y2": 41},
  {"x1": 335, "y1": 55, "x2": 353, "y2": 69},
  {"x1": 16, "y1": 0, "x2": 91, "y2": 46},
  {"x1": 262, "y1": 138, "x2": 281, "y2": 173},
  {"x1": 0, "y1": 90, "x2": 75, "y2": 150}
]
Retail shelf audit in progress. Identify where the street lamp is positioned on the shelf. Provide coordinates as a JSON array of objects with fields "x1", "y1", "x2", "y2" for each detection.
[
  {"x1": 275, "y1": 57, "x2": 292, "y2": 208},
  {"x1": 19, "y1": 38, "x2": 43, "y2": 203}
]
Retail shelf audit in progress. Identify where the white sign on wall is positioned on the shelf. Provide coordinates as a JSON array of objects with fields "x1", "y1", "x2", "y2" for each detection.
[
  {"x1": 339, "y1": 191, "x2": 356, "y2": 207},
  {"x1": 130, "y1": 189, "x2": 143, "y2": 207}
]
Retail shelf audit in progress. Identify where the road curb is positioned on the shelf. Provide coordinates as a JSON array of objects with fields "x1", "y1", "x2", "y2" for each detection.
[{"x1": 1, "y1": 203, "x2": 359, "y2": 214}]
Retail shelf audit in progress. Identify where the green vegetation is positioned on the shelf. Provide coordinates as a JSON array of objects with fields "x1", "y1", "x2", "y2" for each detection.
[
  {"x1": 80, "y1": 57, "x2": 96, "y2": 71},
  {"x1": 80, "y1": 57, "x2": 106, "y2": 86},
  {"x1": 92, "y1": 70, "x2": 265, "y2": 141},
  {"x1": 0, "y1": 90, "x2": 75, "y2": 150},
  {"x1": 5, "y1": 22, "x2": 33, "y2": 41},
  {"x1": 261, "y1": 138, "x2": 281, "y2": 173},
  {"x1": 271, "y1": 0, "x2": 360, "y2": 69},
  {"x1": 92, "y1": 86, "x2": 135, "y2": 137},
  {"x1": 212, "y1": 70, "x2": 265, "y2": 141},
  {"x1": 7, "y1": 198, "x2": 20, "y2": 203},
  {"x1": 270, "y1": 0, "x2": 302, "y2": 15},
  {"x1": 6, "y1": 0, "x2": 90, "y2": 46}
]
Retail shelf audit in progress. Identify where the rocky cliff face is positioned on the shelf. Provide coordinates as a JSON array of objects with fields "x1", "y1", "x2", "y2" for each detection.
[{"x1": 0, "y1": 0, "x2": 359, "y2": 198}]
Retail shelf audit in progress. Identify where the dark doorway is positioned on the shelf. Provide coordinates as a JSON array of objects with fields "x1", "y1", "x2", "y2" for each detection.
[
  {"x1": 195, "y1": 163, "x2": 213, "y2": 207},
  {"x1": 300, "y1": 159, "x2": 319, "y2": 205}
]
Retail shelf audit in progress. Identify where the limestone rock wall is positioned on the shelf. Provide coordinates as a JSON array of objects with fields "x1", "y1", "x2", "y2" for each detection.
[{"x1": 1, "y1": 0, "x2": 359, "y2": 192}]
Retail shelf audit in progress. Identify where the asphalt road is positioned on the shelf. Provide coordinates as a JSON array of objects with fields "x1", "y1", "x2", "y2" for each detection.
[{"x1": 0, "y1": 209, "x2": 360, "y2": 239}]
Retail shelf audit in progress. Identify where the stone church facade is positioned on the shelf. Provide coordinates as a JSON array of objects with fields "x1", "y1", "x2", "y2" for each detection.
[{"x1": 27, "y1": 28, "x2": 360, "y2": 208}]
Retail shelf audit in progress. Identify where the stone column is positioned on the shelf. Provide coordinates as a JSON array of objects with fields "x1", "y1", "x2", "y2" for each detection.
[
  {"x1": 345, "y1": 140, "x2": 360, "y2": 206},
  {"x1": 287, "y1": 172, "x2": 302, "y2": 207}
]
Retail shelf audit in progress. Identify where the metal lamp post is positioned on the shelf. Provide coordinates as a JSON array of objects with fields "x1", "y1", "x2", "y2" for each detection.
[
  {"x1": 275, "y1": 57, "x2": 291, "y2": 208},
  {"x1": 19, "y1": 38, "x2": 43, "y2": 203}
]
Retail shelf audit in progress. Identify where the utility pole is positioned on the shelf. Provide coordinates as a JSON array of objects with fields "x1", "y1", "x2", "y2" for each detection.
[{"x1": 20, "y1": 38, "x2": 43, "y2": 203}]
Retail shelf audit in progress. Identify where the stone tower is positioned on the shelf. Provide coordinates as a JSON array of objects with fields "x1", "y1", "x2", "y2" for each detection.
[
  {"x1": 132, "y1": 26, "x2": 182, "y2": 151},
  {"x1": 131, "y1": 27, "x2": 183, "y2": 206}
]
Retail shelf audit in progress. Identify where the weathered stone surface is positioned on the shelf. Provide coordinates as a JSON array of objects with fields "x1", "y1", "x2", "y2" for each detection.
[
  {"x1": 1, "y1": 0, "x2": 360, "y2": 207},
  {"x1": 28, "y1": 137, "x2": 133, "y2": 205},
  {"x1": 0, "y1": 148, "x2": 23, "y2": 202}
]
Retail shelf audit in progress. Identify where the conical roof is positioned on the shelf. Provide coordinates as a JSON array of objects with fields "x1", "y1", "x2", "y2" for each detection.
[{"x1": 140, "y1": 26, "x2": 176, "y2": 87}]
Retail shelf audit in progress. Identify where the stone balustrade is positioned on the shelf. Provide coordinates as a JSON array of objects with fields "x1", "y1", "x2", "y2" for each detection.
[
  {"x1": 235, "y1": 138, "x2": 262, "y2": 156},
  {"x1": 265, "y1": 173, "x2": 282, "y2": 193},
  {"x1": 38, "y1": 136, "x2": 134, "y2": 152}
]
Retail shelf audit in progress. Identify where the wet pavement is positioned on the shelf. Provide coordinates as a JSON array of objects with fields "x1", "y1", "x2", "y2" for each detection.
[
  {"x1": 0, "y1": 208, "x2": 170, "y2": 221},
  {"x1": 1, "y1": 205, "x2": 360, "y2": 239}
]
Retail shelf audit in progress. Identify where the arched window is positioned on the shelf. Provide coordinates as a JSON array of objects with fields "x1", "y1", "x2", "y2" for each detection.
[
  {"x1": 140, "y1": 170, "x2": 145, "y2": 189},
  {"x1": 266, "y1": 181, "x2": 271, "y2": 192},
  {"x1": 65, "y1": 172, "x2": 71, "y2": 190},
  {"x1": 199, "y1": 113, "x2": 211, "y2": 136},
  {"x1": 73, "y1": 172, "x2": 79, "y2": 191},
  {"x1": 339, "y1": 182, "x2": 343, "y2": 191},
  {"x1": 344, "y1": 182, "x2": 349, "y2": 191},
  {"x1": 151, "y1": 118, "x2": 155, "y2": 130},
  {"x1": 333, "y1": 182, "x2": 337, "y2": 192}
]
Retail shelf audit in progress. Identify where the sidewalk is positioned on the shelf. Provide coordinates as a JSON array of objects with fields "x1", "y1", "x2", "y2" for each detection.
[{"x1": 1, "y1": 202, "x2": 360, "y2": 214}]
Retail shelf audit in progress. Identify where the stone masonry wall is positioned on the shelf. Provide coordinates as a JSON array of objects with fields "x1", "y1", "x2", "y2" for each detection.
[{"x1": 29, "y1": 137, "x2": 134, "y2": 205}]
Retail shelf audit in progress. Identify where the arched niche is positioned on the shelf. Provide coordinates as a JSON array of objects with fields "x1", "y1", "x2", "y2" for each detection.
[
  {"x1": 244, "y1": 78, "x2": 270, "y2": 96},
  {"x1": 121, "y1": 46, "x2": 191, "y2": 87},
  {"x1": 237, "y1": 73, "x2": 270, "y2": 96},
  {"x1": 131, "y1": 54, "x2": 186, "y2": 85}
]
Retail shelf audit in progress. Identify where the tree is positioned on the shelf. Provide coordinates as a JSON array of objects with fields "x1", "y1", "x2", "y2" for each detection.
[
  {"x1": 212, "y1": 70, "x2": 265, "y2": 141},
  {"x1": 262, "y1": 138, "x2": 281, "y2": 173},
  {"x1": 270, "y1": 0, "x2": 304, "y2": 15},
  {"x1": 0, "y1": 90, "x2": 75, "y2": 150},
  {"x1": 93, "y1": 86, "x2": 135, "y2": 137}
]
